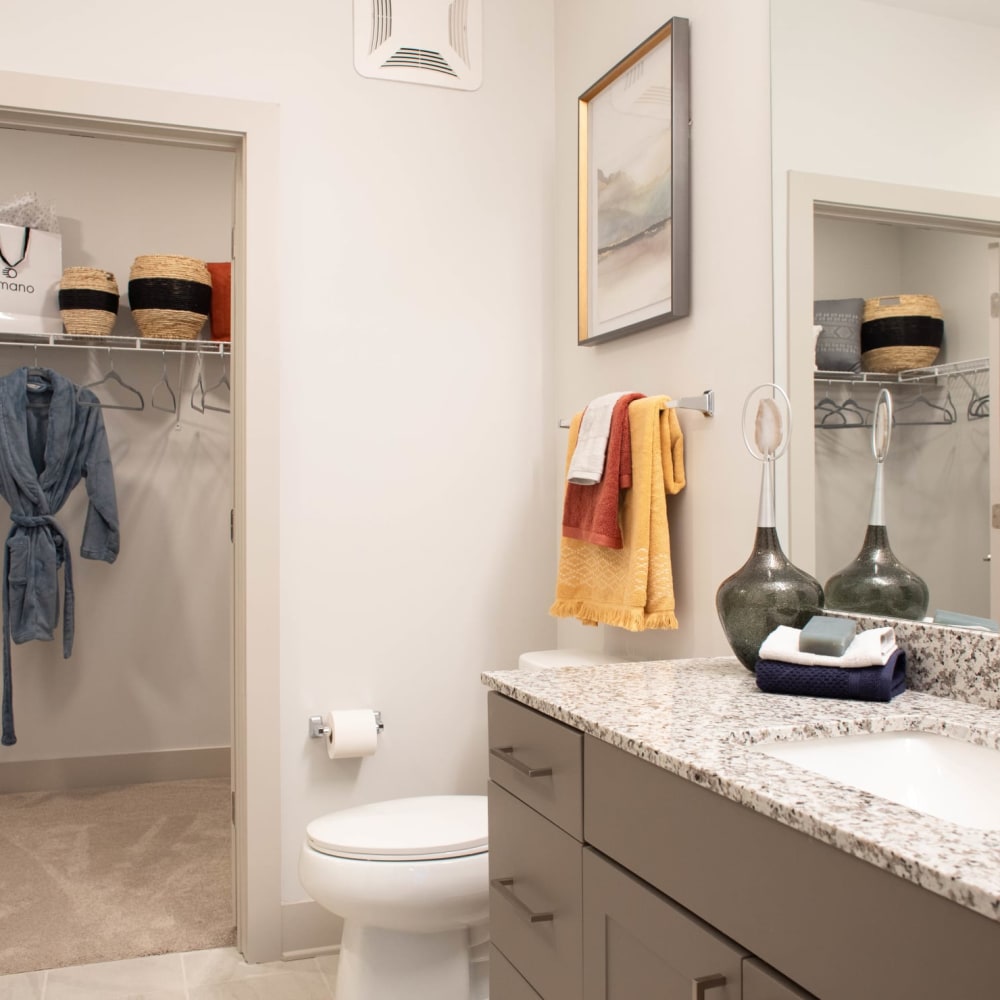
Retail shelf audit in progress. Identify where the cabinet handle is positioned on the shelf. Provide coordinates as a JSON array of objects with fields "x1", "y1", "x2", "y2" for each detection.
[
  {"x1": 489, "y1": 746, "x2": 553, "y2": 778},
  {"x1": 490, "y1": 877, "x2": 554, "y2": 923},
  {"x1": 691, "y1": 974, "x2": 726, "y2": 999}
]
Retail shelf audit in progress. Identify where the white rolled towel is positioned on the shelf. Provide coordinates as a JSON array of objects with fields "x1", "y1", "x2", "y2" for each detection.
[{"x1": 758, "y1": 625, "x2": 897, "y2": 668}]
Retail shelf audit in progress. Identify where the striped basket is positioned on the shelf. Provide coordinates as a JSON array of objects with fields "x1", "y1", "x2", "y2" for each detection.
[
  {"x1": 58, "y1": 267, "x2": 120, "y2": 336},
  {"x1": 860, "y1": 294, "x2": 944, "y2": 373},
  {"x1": 128, "y1": 254, "x2": 211, "y2": 340}
]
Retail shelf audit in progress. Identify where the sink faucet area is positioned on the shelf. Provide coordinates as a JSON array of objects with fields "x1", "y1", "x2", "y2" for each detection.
[{"x1": 751, "y1": 729, "x2": 1000, "y2": 830}]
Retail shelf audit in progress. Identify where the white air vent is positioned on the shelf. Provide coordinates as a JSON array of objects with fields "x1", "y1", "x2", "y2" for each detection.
[{"x1": 353, "y1": 0, "x2": 483, "y2": 91}]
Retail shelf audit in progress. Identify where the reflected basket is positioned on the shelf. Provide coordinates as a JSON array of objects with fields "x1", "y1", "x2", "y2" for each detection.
[{"x1": 860, "y1": 294, "x2": 943, "y2": 373}]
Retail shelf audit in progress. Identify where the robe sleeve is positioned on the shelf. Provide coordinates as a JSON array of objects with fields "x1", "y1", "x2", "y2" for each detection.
[{"x1": 80, "y1": 405, "x2": 120, "y2": 563}]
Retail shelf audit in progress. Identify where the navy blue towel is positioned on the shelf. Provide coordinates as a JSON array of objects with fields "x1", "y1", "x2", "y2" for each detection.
[{"x1": 755, "y1": 648, "x2": 906, "y2": 702}]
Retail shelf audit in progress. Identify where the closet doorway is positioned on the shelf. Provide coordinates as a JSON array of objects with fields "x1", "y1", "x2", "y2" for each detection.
[{"x1": 0, "y1": 73, "x2": 281, "y2": 965}]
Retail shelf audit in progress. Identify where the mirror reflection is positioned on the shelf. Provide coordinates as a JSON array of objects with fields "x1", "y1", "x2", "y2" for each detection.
[{"x1": 771, "y1": 0, "x2": 1000, "y2": 627}]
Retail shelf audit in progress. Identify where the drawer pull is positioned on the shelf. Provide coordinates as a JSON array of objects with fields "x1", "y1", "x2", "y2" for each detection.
[
  {"x1": 490, "y1": 877, "x2": 554, "y2": 923},
  {"x1": 489, "y1": 746, "x2": 553, "y2": 778},
  {"x1": 692, "y1": 973, "x2": 726, "y2": 999}
]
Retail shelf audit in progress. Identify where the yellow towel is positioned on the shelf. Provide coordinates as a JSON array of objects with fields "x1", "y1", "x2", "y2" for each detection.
[{"x1": 549, "y1": 396, "x2": 685, "y2": 630}]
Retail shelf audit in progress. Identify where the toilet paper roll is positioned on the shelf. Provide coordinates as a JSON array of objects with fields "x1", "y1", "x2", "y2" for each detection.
[{"x1": 325, "y1": 709, "x2": 380, "y2": 759}]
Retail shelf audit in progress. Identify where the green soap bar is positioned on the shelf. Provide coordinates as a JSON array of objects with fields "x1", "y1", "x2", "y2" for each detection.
[
  {"x1": 799, "y1": 615, "x2": 857, "y2": 656},
  {"x1": 933, "y1": 609, "x2": 1000, "y2": 632}
]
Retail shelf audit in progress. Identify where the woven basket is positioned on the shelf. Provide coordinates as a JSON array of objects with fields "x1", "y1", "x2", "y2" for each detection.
[
  {"x1": 128, "y1": 254, "x2": 211, "y2": 340},
  {"x1": 860, "y1": 294, "x2": 943, "y2": 373},
  {"x1": 58, "y1": 267, "x2": 119, "y2": 337}
]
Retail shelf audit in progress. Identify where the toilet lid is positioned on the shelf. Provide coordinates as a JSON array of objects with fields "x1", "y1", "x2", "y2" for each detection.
[{"x1": 306, "y1": 795, "x2": 489, "y2": 861}]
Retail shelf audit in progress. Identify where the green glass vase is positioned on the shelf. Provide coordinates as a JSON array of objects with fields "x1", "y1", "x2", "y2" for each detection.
[
  {"x1": 824, "y1": 388, "x2": 929, "y2": 622},
  {"x1": 716, "y1": 460, "x2": 824, "y2": 672},
  {"x1": 825, "y1": 524, "x2": 928, "y2": 620}
]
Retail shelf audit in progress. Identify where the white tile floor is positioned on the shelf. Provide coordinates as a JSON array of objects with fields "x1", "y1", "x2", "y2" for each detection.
[{"x1": 0, "y1": 948, "x2": 339, "y2": 1000}]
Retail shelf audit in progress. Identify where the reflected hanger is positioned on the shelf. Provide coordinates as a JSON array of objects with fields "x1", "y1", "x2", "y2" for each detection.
[
  {"x1": 814, "y1": 380, "x2": 872, "y2": 428},
  {"x1": 77, "y1": 349, "x2": 145, "y2": 411},
  {"x1": 893, "y1": 384, "x2": 956, "y2": 426},
  {"x1": 150, "y1": 351, "x2": 178, "y2": 414},
  {"x1": 958, "y1": 371, "x2": 990, "y2": 421}
]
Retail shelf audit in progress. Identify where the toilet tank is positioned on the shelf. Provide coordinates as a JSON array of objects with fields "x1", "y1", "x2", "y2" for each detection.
[{"x1": 517, "y1": 649, "x2": 626, "y2": 670}]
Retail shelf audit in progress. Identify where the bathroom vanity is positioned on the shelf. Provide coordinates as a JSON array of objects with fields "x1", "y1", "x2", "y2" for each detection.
[{"x1": 483, "y1": 657, "x2": 1000, "y2": 999}]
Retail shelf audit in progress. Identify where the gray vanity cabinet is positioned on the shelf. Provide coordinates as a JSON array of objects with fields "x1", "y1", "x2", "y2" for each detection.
[
  {"x1": 487, "y1": 692, "x2": 816, "y2": 1000},
  {"x1": 488, "y1": 692, "x2": 583, "y2": 1000},
  {"x1": 582, "y1": 848, "x2": 745, "y2": 999},
  {"x1": 742, "y1": 958, "x2": 815, "y2": 1000}
]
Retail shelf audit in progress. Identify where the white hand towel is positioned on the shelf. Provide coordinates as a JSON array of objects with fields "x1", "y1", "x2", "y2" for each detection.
[
  {"x1": 758, "y1": 625, "x2": 897, "y2": 668},
  {"x1": 567, "y1": 392, "x2": 628, "y2": 485}
]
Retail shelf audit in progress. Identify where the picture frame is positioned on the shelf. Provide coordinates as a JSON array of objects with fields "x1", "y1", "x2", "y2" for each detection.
[{"x1": 578, "y1": 17, "x2": 690, "y2": 346}]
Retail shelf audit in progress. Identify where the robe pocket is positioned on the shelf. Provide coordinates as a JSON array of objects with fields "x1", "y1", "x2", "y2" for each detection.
[
  {"x1": 6, "y1": 535, "x2": 30, "y2": 638},
  {"x1": 8, "y1": 533, "x2": 59, "y2": 643}
]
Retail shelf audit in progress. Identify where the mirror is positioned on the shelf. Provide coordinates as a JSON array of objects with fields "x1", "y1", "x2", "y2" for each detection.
[{"x1": 771, "y1": 0, "x2": 1000, "y2": 626}]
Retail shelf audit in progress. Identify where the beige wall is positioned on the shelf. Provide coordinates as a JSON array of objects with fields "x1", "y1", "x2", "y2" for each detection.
[{"x1": 552, "y1": 0, "x2": 774, "y2": 661}]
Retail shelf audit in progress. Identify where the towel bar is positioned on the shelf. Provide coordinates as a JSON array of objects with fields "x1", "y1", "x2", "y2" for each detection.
[{"x1": 558, "y1": 389, "x2": 714, "y2": 427}]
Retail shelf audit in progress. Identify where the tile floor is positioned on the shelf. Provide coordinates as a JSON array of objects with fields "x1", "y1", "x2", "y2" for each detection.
[{"x1": 0, "y1": 948, "x2": 339, "y2": 1000}]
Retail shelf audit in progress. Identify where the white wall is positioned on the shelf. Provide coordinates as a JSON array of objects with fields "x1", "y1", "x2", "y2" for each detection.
[
  {"x1": 1, "y1": 0, "x2": 558, "y2": 906},
  {"x1": 552, "y1": 0, "x2": 774, "y2": 661},
  {"x1": 0, "y1": 129, "x2": 233, "y2": 761}
]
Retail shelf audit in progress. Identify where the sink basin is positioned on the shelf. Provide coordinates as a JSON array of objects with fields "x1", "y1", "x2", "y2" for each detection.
[{"x1": 752, "y1": 730, "x2": 1000, "y2": 830}]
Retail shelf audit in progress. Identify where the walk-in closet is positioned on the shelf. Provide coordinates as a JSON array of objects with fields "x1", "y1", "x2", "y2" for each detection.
[{"x1": 0, "y1": 124, "x2": 236, "y2": 975}]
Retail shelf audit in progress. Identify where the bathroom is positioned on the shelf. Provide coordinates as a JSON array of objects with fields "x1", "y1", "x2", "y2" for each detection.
[{"x1": 1, "y1": 0, "x2": 1000, "y2": 997}]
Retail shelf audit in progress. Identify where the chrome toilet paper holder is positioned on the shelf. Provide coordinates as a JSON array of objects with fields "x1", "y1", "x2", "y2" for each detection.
[{"x1": 309, "y1": 711, "x2": 384, "y2": 739}]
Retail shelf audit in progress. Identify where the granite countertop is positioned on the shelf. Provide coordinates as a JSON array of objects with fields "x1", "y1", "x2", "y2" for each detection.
[{"x1": 481, "y1": 657, "x2": 1000, "y2": 922}]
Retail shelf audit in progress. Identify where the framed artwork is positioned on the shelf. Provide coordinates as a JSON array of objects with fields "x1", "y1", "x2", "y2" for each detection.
[{"x1": 578, "y1": 17, "x2": 690, "y2": 346}]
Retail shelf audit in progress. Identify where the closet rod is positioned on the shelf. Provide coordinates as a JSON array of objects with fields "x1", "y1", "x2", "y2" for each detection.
[
  {"x1": 558, "y1": 389, "x2": 714, "y2": 428},
  {"x1": 0, "y1": 332, "x2": 230, "y2": 356}
]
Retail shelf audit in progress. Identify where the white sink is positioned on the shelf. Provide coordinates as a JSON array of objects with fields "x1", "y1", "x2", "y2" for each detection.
[{"x1": 752, "y1": 730, "x2": 1000, "y2": 830}]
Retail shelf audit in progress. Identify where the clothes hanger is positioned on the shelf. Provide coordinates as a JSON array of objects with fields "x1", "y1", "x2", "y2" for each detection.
[
  {"x1": 150, "y1": 351, "x2": 178, "y2": 414},
  {"x1": 191, "y1": 354, "x2": 231, "y2": 414},
  {"x1": 892, "y1": 383, "x2": 956, "y2": 426},
  {"x1": 77, "y1": 349, "x2": 145, "y2": 411},
  {"x1": 814, "y1": 379, "x2": 872, "y2": 428}
]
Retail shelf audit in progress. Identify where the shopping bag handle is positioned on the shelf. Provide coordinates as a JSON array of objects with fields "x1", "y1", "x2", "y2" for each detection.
[{"x1": 0, "y1": 227, "x2": 29, "y2": 271}]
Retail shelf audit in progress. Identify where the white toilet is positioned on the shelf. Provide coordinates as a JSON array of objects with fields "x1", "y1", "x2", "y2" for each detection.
[
  {"x1": 299, "y1": 650, "x2": 624, "y2": 1000},
  {"x1": 299, "y1": 794, "x2": 489, "y2": 1000}
]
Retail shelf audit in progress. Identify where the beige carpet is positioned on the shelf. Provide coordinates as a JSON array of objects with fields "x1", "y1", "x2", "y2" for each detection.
[{"x1": 0, "y1": 777, "x2": 235, "y2": 976}]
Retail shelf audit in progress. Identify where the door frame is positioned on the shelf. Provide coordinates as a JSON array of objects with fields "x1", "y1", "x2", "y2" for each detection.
[{"x1": 0, "y1": 71, "x2": 283, "y2": 962}]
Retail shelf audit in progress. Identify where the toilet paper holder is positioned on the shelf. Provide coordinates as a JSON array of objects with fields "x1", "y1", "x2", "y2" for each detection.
[{"x1": 309, "y1": 711, "x2": 384, "y2": 740}]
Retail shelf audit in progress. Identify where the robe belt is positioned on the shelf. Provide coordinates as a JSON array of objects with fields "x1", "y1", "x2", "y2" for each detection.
[{"x1": 1, "y1": 513, "x2": 74, "y2": 746}]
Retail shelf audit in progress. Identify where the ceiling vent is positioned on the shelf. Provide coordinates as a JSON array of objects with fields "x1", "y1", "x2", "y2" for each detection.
[{"x1": 353, "y1": 0, "x2": 483, "y2": 91}]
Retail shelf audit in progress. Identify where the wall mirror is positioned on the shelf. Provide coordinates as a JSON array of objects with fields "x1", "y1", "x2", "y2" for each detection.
[{"x1": 785, "y1": 172, "x2": 1000, "y2": 624}]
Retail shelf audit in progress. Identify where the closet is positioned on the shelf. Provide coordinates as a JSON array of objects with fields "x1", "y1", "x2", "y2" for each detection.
[{"x1": 0, "y1": 124, "x2": 235, "y2": 970}]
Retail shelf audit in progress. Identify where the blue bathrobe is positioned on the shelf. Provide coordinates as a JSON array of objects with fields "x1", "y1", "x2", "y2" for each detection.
[{"x1": 0, "y1": 367, "x2": 119, "y2": 746}]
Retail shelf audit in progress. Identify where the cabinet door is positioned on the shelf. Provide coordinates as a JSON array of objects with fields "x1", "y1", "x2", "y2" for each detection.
[
  {"x1": 743, "y1": 957, "x2": 816, "y2": 1000},
  {"x1": 489, "y1": 781, "x2": 583, "y2": 1000},
  {"x1": 491, "y1": 945, "x2": 543, "y2": 1000},
  {"x1": 583, "y1": 848, "x2": 746, "y2": 1000}
]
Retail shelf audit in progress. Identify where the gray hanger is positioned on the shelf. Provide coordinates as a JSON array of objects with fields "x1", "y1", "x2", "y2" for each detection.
[
  {"x1": 150, "y1": 352, "x2": 178, "y2": 414},
  {"x1": 77, "y1": 351, "x2": 144, "y2": 411},
  {"x1": 192, "y1": 355, "x2": 230, "y2": 415}
]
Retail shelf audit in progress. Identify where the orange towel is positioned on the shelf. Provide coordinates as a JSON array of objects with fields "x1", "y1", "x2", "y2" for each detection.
[
  {"x1": 550, "y1": 396, "x2": 685, "y2": 631},
  {"x1": 561, "y1": 393, "x2": 644, "y2": 548}
]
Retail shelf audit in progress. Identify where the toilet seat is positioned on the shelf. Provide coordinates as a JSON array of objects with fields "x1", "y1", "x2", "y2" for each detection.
[{"x1": 306, "y1": 794, "x2": 488, "y2": 862}]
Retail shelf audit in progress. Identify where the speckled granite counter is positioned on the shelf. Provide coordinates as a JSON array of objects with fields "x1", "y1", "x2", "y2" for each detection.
[{"x1": 482, "y1": 656, "x2": 1000, "y2": 922}]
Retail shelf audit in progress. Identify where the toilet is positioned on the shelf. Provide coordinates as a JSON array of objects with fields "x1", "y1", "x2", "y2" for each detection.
[
  {"x1": 299, "y1": 794, "x2": 489, "y2": 1000},
  {"x1": 299, "y1": 650, "x2": 625, "y2": 1000}
]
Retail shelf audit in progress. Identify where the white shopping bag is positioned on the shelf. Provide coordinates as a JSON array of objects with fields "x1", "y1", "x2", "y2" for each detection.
[{"x1": 0, "y1": 223, "x2": 63, "y2": 334}]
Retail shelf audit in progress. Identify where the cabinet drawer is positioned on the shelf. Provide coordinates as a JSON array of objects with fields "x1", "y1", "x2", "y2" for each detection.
[
  {"x1": 490, "y1": 945, "x2": 542, "y2": 1000},
  {"x1": 583, "y1": 848, "x2": 746, "y2": 1000},
  {"x1": 488, "y1": 692, "x2": 582, "y2": 838},
  {"x1": 743, "y1": 957, "x2": 817, "y2": 999},
  {"x1": 488, "y1": 781, "x2": 582, "y2": 1000}
]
